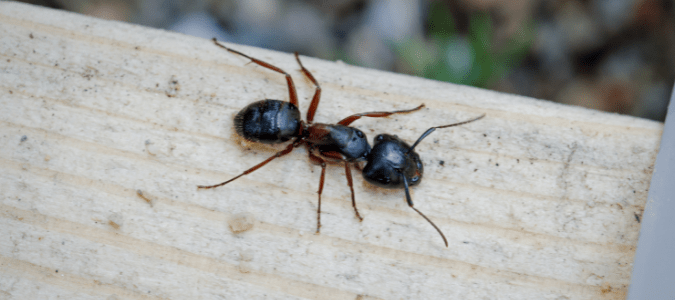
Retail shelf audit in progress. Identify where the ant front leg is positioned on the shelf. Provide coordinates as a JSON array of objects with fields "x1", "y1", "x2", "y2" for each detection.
[
  {"x1": 308, "y1": 151, "x2": 327, "y2": 234},
  {"x1": 338, "y1": 104, "x2": 425, "y2": 126},
  {"x1": 213, "y1": 38, "x2": 299, "y2": 107}
]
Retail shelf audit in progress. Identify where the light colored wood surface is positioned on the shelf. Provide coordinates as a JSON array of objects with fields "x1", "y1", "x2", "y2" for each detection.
[{"x1": 0, "y1": 2, "x2": 663, "y2": 299}]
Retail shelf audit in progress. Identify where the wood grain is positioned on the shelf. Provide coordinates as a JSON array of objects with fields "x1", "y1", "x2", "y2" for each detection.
[{"x1": 0, "y1": 2, "x2": 663, "y2": 299}]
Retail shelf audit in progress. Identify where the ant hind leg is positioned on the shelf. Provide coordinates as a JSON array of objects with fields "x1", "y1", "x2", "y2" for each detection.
[
  {"x1": 294, "y1": 53, "x2": 322, "y2": 123},
  {"x1": 213, "y1": 38, "x2": 299, "y2": 107},
  {"x1": 198, "y1": 141, "x2": 298, "y2": 189}
]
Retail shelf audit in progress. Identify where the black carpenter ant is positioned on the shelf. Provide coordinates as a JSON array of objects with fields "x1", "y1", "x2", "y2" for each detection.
[
  {"x1": 199, "y1": 38, "x2": 423, "y2": 233},
  {"x1": 362, "y1": 115, "x2": 485, "y2": 247}
]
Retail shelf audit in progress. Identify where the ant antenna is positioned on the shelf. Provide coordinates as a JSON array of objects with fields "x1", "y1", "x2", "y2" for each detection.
[
  {"x1": 407, "y1": 114, "x2": 485, "y2": 154},
  {"x1": 400, "y1": 172, "x2": 448, "y2": 247}
]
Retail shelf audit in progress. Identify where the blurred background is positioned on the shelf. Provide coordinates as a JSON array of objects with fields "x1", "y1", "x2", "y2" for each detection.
[{"x1": 20, "y1": 0, "x2": 675, "y2": 121}]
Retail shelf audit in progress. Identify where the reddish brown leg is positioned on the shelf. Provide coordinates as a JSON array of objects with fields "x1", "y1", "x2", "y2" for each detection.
[
  {"x1": 308, "y1": 152, "x2": 327, "y2": 233},
  {"x1": 213, "y1": 38, "x2": 299, "y2": 107},
  {"x1": 320, "y1": 150, "x2": 363, "y2": 222},
  {"x1": 198, "y1": 141, "x2": 298, "y2": 189},
  {"x1": 344, "y1": 163, "x2": 363, "y2": 221},
  {"x1": 294, "y1": 53, "x2": 322, "y2": 123},
  {"x1": 338, "y1": 104, "x2": 425, "y2": 126}
]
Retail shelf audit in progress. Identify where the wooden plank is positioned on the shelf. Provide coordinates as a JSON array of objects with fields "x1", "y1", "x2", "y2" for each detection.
[{"x1": 0, "y1": 2, "x2": 662, "y2": 299}]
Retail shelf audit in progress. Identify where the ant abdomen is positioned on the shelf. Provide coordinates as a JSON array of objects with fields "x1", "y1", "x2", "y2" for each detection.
[{"x1": 234, "y1": 99, "x2": 301, "y2": 144}]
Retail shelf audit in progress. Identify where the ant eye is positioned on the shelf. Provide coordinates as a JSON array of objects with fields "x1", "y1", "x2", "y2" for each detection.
[
  {"x1": 355, "y1": 130, "x2": 364, "y2": 138},
  {"x1": 376, "y1": 135, "x2": 384, "y2": 141}
]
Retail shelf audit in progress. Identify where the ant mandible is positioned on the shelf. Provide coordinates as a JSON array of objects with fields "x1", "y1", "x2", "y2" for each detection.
[
  {"x1": 199, "y1": 38, "x2": 422, "y2": 233},
  {"x1": 362, "y1": 114, "x2": 485, "y2": 247}
]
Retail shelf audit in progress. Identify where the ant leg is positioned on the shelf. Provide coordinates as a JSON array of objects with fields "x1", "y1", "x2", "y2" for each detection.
[
  {"x1": 319, "y1": 150, "x2": 364, "y2": 222},
  {"x1": 213, "y1": 38, "x2": 299, "y2": 107},
  {"x1": 295, "y1": 53, "x2": 322, "y2": 123},
  {"x1": 338, "y1": 104, "x2": 425, "y2": 126},
  {"x1": 198, "y1": 141, "x2": 299, "y2": 189},
  {"x1": 344, "y1": 163, "x2": 363, "y2": 222},
  {"x1": 308, "y1": 152, "x2": 327, "y2": 233},
  {"x1": 352, "y1": 161, "x2": 364, "y2": 172},
  {"x1": 401, "y1": 174, "x2": 448, "y2": 247}
]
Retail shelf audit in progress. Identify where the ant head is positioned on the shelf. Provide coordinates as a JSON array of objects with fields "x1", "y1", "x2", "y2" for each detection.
[
  {"x1": 363, "y1": 134, "x2": 423, "y2": 189},
  {"x1": 373, "y1": 133, "x2": 401, "y2": 145}
]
